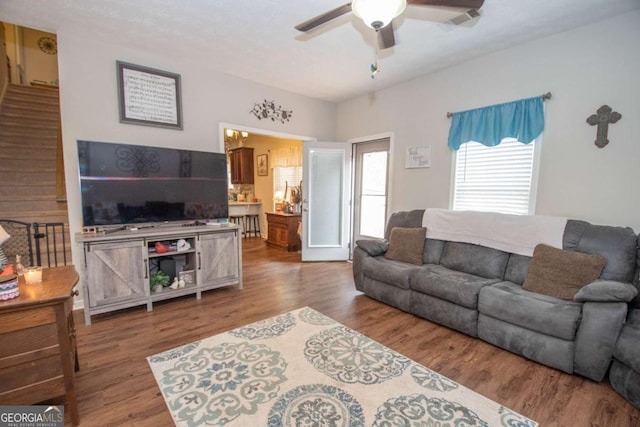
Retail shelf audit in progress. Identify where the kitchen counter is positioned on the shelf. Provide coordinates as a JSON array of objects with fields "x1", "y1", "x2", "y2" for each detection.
[{"x1": 229, "y1": 202, "x2": 262, "y2": 217}]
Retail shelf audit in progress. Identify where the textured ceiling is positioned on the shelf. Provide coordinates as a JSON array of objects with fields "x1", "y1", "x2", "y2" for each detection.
[{"x1": 1, "y1": 0, "x2": 638, "y2": 102}]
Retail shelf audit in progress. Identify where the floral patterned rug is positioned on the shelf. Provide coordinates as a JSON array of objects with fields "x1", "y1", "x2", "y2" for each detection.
[{"x1": 147, "y1": 307, "x2": 538, "y2": 427}]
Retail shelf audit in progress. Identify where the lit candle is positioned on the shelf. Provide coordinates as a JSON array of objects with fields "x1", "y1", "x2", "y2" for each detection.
[{"x1": 24, "y1": 267, "x2": 43, "y2": 284}]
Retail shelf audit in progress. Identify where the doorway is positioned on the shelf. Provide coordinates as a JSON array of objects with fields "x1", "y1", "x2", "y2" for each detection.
[
  {"x1": 352, "y1": 138, "x2": 390, "y2": 254},
  {"x1": 219, "y1": 123, "x2": 311, "y2": 258}
]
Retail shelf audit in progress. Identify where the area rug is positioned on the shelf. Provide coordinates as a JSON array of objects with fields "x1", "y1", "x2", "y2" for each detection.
[{"x1": 147, "y1": 307, "x2": 538, "y2": 427}]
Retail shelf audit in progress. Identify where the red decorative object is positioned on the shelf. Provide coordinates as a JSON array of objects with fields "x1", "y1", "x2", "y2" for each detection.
[{"x1": 155, "y1": 242, "x2": 169, "y2": 254}]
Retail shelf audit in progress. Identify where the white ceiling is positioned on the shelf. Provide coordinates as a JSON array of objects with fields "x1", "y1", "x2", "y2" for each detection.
[{"x1": 1, "y1": 0, "x2": 638, "y2": 103}]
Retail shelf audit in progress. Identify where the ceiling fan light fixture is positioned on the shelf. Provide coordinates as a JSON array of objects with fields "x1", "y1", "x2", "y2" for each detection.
[{"x1": 352, "y1": 0, "x2": 407, "y2": 30}]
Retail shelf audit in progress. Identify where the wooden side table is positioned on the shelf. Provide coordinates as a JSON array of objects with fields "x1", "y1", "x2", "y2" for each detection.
[
  {"x1": 0, "y1": 266, "x2": 80, "y2": 425},
  {"x1": 265, "y1": 212, "x2": 302, "y2": 251}
]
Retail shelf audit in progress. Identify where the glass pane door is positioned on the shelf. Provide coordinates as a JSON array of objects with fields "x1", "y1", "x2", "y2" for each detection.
[{"x1": 302, "y1": 141, "x2": 351, "y2": 261}]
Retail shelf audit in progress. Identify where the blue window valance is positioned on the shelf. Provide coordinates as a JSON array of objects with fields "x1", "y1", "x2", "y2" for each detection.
[{"x1": 448, "y1": 96, "x2": 545, "y2": 151}]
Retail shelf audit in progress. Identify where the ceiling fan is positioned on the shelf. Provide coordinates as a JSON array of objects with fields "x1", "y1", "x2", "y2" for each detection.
[{"x1": 295, "y1": 0, "x2": 485, "y2": 49}]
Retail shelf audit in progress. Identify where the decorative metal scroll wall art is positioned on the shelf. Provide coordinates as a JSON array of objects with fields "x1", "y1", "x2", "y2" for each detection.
[
  {"x1": 586, "y1": 105, "x2": 621, "y2": 148},
  {"x1": 250, "y1": 99, "x2": 293, "y2": 123}
]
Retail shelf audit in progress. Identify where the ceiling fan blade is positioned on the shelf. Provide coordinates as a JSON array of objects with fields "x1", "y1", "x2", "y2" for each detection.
[
  {"x1": 446, "y1": 8, "x2": 481, "y2": 25},
  {"x1": 378, "y1": 24, "x2": 396, "y2": 49},
  {"x1": 407, "y1": 0, "x2": 484, "y2": 8},
  {"x1": 295, "y1": 3, "x2": 353, "y2": 32}
]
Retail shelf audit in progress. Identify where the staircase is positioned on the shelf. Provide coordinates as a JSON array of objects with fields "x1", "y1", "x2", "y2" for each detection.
[{"x1": 0, "y1": 83, "x2": 71, "y2": 265}]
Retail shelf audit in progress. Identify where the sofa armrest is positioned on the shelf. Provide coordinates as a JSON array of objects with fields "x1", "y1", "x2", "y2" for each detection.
[
  {"x1": 574, "y1": 280, "x2": 638, "y2": 303},
  {"x1": 574, "y1": 301, "x2": 628, "y2": 381},
  {"x1": 356, "y1": 239, "x2": 389, "y2": 257}
]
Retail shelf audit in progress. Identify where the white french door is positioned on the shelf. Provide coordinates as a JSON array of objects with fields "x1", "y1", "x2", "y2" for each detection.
[{"x1": 301, "y1": 141, "x2": 352, "y2": 261}]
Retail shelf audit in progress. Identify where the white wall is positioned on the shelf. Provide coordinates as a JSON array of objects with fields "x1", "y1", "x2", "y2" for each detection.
[
  {"x1": 55, "y1": 29, "x2": 337, "y2": 272},
  {"x1": 337, "y1": 10, "x2": 640, "y2": 231}
]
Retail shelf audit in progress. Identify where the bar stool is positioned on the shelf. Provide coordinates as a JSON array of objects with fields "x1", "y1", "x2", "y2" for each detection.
[
  {"x1": 244, "y1": 214, "x2": 261, "y2": 238},
  {"x1": 229, "y1": 215, "x2": 245, "y2": 237}
]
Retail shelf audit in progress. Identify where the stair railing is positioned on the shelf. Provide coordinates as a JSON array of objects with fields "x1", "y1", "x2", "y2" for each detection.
[{"x1": 33, "y1": 222, "x2": 69, "y2": 267}]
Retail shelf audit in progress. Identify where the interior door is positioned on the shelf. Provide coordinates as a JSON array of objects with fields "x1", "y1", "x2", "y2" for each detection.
[{"x1": 301, "y1": 141, "x2": 352, "y2": 261}]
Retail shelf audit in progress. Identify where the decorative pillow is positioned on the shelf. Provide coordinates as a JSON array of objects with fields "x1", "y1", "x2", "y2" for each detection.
[
  {"x1": 523, "y1": 244, "x2": 606, "y2": 300},
  {"x1": 384, "y1": 227, "x2": 426, "y2": 265},
  {"x1": 356, "y1": 239, "x2": 389, "y2": 257}
]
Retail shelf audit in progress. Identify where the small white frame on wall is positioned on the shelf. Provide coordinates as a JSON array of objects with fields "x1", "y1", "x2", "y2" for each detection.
[{"x1": 405, "y1": 145, "x2": 431, "y2": 168}]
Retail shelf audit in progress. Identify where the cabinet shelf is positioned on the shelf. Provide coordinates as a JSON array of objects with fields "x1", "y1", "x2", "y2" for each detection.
[
  {"x1": 148, "y1": 249, "x2": 196, "y2": 258},
  {"x1": 150, "y1": 285, "x2": 198, "y2": 302}
]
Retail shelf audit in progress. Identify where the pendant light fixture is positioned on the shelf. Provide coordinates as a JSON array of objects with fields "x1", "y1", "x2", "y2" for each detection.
[{"x1": 352, "y1": 0, "x2": 407, "y2": 30}]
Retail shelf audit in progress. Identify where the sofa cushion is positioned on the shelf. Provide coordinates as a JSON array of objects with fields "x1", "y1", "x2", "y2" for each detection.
[
  {"x1": 356, "y1": 239, "x2": 389, "y2": 257},
  {"x1": 384, "y1": 209, "x2": 425, "y2": 240},
  {"x1": 523, "y1": 244, "x2": 606, "y2": 300},
  {"x1": 422, "y1": 238, "x2": 445, "y2": 265},
  {"x1": 479, "y1": 281, "x2": 583, "y2": 341},
  {"x1": 385, "y1": 227, "x2": 426, "y2": 265},
  {"x1": 503, "y1": 254, "x2": 531, "y2": 285},
  {"x1": 361, "y1": 256, "x2": 420, "y2": 290},
  {"x1": 410, "y1": 265, "x2": 499, "y2": 309},
  {"x1": 613, "y1": 309, "x2": 640, "y2": 372},
  {"x1": 440, "y1": 241, "x2": 509, "y2": 280},
  {"x1": 563, "y1": 219, "x2": 637, "y2": 283},
  {"x1": 633, "y1": 234, "x2": 640, "y2": 310}
]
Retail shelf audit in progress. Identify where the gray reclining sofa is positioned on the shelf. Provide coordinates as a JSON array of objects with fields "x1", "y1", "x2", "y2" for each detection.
[
  {"x1": 610, "y1": 306, "x2": 640, "y2": 409},
  {"x1": 353, "y1": 209, "x2": 640, "y2": 383}
]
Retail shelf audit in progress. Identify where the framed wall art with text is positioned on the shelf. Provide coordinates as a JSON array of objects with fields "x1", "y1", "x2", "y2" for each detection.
[{"x1": 117, "y1": 61, "x2": 183, "y2": 129}]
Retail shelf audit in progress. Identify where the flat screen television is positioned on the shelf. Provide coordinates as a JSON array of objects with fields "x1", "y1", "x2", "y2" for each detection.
[{"x1": 78, "y1": 140, "x2": 229, "y2": 227}]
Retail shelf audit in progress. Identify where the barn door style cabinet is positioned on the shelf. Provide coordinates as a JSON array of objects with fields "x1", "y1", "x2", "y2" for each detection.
[
  {"x1": 229, "y1": 147, "x2": 254, "y2": 184},
  {"x1": 77, "y1": 225, "x2": 242, "y2": 325}
]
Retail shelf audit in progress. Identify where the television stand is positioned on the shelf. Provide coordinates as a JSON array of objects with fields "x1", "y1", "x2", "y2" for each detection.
[
  {"x1": 76, "y1": 224, "x2": 242, "y2": 325},
  {"x1": 102, "y1": 225, "x2": 128, "y2": 235}
]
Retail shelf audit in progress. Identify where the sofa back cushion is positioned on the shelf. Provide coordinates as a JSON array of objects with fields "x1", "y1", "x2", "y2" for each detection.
[
  {"x1": 504, "y1": 254, "x2": 532, "y2": 285},
  {"x1": 440, "y1": 242, "x2": 509, "y2": 280},
  {"x1": 633, "y1": 235, "x2": 640, "y2": 309},
  {"x1": 384, "y1": 209, "x2": 425, "y2": 240},
  {"x1": 563, "y1": 220, "x2": 637, "y2": 282},
  {"x1": 423, "y1": 238, "x2": 445, "y2": 265}
]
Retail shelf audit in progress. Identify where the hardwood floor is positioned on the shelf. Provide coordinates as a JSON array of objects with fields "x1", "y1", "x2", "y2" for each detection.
[{"x1": 68, "y1": 238, "x2": 639, "y2": 426}]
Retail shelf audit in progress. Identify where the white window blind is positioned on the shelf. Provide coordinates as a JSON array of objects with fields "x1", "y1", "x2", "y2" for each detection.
[
  {"x1": 452, "y1": 138, "x2": 537, "y2": 215},
  {"x1": 274, "y1": 166, "x2": 303, "y2": 201}
]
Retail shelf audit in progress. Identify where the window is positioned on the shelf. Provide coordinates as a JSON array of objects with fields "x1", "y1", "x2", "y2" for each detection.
[
  {"x1": 274, "y1": 166, "x2": 303, "y2": 203},
  {"x1": 451, "y1": 138, "x2": 539, "y2": 215},
  {"x1": 358, "y1": 150, "x2": 388, "y2": 239}
]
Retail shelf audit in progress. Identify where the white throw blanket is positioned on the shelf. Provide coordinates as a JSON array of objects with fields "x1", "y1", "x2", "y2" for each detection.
[{"x1": 423, "y1": 208, "x2": 568, "y2": 257}]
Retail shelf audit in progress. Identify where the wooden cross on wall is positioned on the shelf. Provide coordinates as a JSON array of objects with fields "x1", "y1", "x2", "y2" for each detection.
[{"x1": 586, "y1": 105, "x2": 622, "y2": 148}]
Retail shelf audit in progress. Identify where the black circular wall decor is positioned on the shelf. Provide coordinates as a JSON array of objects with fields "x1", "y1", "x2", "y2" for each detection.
[{"x1": 38, "y1": 36, "x2": 57, "y2": 55}]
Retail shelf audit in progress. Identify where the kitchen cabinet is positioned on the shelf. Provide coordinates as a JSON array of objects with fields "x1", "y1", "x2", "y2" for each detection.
[{"x1": 230, "y1": 147, "x2": 254, "y2": 184}]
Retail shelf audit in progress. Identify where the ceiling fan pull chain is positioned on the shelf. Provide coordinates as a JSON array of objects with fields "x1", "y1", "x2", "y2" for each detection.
[{"x1": 370, "y1": 36, "x2": 380, "y2": 79}]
